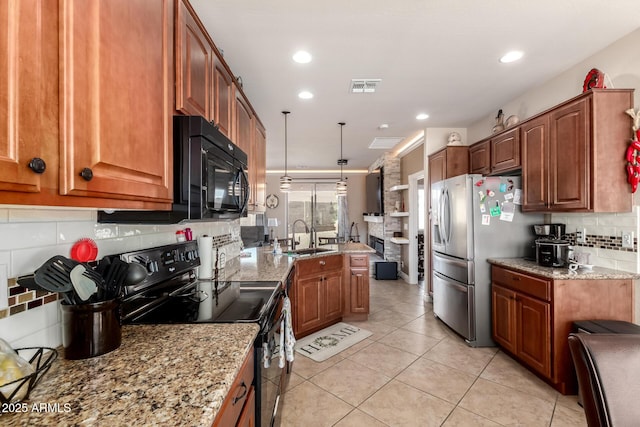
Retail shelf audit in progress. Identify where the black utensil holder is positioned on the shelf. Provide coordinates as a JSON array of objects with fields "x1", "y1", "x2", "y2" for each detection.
[{"x1": 61, "y1": 299, "x2": 121, "y2": 359}]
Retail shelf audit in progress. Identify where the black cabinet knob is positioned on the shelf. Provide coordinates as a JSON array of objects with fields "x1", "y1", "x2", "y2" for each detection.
[
  {"x1": 28, "y1": 158, "x2": 46, "y2": 174},
  {"x1": 79, "y1": 168, "x2": 93, "y2": 181}
]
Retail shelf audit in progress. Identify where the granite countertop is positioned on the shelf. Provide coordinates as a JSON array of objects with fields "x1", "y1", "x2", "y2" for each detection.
[
  {"x1": 3, "y1": 323, "x2": 259, "y2": 426},
  {"x1": 488, "y1": 258, "x2": 640, "y2": 280},
  {"x1": 229, "y1": 243, "x2": 375, "y2": 283}
]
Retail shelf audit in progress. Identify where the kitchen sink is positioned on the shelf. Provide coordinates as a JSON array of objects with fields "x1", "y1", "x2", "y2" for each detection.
[{"x1": 288, "y1": 247, "x2": 334, "y2": 256}]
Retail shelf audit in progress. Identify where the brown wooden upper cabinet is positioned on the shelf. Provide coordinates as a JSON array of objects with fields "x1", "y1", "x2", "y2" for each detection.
[
  {"x1": 491, "y1": 128, "x2": 520, "y2": 174},
  {"x1": 521, "y1": 89, "x2": 633, "y2": 212},
  {"x1": 0, "y1": 0, "x2": 58, "y2": 196},
  {"x1": 58, "y1": 0, "x2": 174, "y2": 205},
  {"x1": 175, "y1": 0, "x2": 212, "y2": 120},
  {"x1": 213, "y1": 57, "x2": 234, "y2": 139},
  {"x1": 1, "y1": 0, "x2": 174, "y2": 209},
  {"x1": 469, "y1": 140, "x2": 490, "y2": 175},
  {"x1": 428, "y1": 146, "x2": 469, "y2": 184},
  {"x1": 469, "y1": 127, "x2": 521, "y2": 175}
]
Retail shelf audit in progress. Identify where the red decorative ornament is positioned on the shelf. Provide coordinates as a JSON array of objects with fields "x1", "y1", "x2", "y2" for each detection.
[
  {"x1": 582, "y1": 68, "x2": 606, "y2": 93},
  {"x1": 626, "y1": 109, "x2": 640, "y2": 193}
]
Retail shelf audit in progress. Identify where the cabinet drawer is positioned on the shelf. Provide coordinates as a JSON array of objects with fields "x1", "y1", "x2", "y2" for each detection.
[
  {"x1": 296, "y1": 255, "x2": 343, "y2": 276},
  {"x1": 349, "y1": 254, "x2": 369, "y2": 267},
  {"x1": 213, "y1": 350, "x2": 255, "y2": 427},
  {"x1": 491, "y1": 266, "x2": 550, "y2": 301}
]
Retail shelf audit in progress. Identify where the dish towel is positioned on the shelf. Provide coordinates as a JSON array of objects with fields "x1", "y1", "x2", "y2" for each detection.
[{"x1": 279, "y1": 296, "x2": 296, "y2": 368}]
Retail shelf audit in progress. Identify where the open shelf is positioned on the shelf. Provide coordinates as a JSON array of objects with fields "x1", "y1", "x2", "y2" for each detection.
[
  {"x1": 390, "y1": 237, "x2": 410, "y2": 244},
  {"x1": 389, "y1": 212, "x2": 409, "y2": 217},
  {"x1": 363, "y1": 215, "x2": 384, "y2": 223},
  {"x1": 390, "y1": 184, "x2": 409, "y2": 192}
]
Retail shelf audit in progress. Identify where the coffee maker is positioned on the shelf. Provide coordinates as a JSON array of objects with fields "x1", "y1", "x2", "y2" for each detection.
[{"x1": 533, "y1": 223, "x2": 572, "y2": 267}]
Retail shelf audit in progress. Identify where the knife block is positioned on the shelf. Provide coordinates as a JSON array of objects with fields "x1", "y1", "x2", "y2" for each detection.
[{"x1": 61, "y1": 299, "x2": 121, "y2": 359}]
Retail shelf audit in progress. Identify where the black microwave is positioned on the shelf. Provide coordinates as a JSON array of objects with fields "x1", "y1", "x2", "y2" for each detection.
[{"x1": 98, "y1": 116, "x2": 249, "y2": 224}]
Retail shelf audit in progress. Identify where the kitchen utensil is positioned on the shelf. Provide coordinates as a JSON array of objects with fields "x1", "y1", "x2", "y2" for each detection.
[
  {"x1": 16, "y1": 274, "x2": 43, "y2": 292},
  {"x1": 69, "y1": 265, "x2": 97, "y2": 302},
  {"x1": 34, "y1": 256, "x2": 79, "y2": 304},
  {"x1": 103, "y1": 258, "x2": 130, "y2": 299},
  {"x1": 125, "y1": 262, "x2": 147, "y2": 285}
]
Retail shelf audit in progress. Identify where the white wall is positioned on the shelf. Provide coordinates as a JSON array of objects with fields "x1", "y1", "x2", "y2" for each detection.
[{"x1": 0, "y1": 207, "x2": 241, "y2": 348}]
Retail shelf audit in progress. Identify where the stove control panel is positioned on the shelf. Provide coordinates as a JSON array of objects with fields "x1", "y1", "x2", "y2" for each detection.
[{"x1": 120, "y1": 241, "x2": 200, "y2": 287}]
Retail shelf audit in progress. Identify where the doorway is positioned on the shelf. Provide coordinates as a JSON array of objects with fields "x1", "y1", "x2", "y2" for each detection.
[
  {"x1": 286, "y1": 182, "x2": 339, "y2": 249},
  {"x1": 408, "y1": 171, "x2": 425, "y2": 285}
]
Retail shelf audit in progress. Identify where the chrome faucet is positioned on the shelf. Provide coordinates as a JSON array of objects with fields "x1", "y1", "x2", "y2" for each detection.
[{"x1": 291, "y1": 219, "x2": 310, "y2": 250}]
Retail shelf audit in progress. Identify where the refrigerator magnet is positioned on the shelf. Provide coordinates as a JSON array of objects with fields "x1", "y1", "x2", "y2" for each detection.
[
  {"x1": 499, "y1": 183, "x2": 507, "y2": 192},
  {"x1": 504, "y1": 192, "x2": 514, "y2": 201},
  {"x1": 480, "y1": 203, "x2": 486, "y2": 213},
  {"x1": 482, "y1": 214, "x2": 491, "y2": 225},
  {"x1": 478, "y1": 191, "x2": 486, "y2": 202},
  {"x1": 499, "y1": 202, "x2": 515, "y2": 222},
  {"x1": 489, "y1": 201, "x2": 501, "y2": 217},
  {"x1": 513, "y1": 188, "x2": 522, "y2": 205}
]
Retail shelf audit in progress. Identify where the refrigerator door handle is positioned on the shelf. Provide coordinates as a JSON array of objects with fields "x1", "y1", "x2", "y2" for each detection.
[
  {"x1": 443, "y1": 188, "x2": 452, "y2": 244},
  {"x1": 438, "y1": 188, "x2": 446, "y2": 244}
]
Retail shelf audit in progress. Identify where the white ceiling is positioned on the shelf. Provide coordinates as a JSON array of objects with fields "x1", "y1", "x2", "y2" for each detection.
[{"x1": 190, "y1": 0, "x2": 640, "y2": 171}]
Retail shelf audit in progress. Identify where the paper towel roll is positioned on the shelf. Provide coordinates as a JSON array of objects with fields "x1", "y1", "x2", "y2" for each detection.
[{"x1": 197, "y1": 235, "x2": 213, "y2": 279}]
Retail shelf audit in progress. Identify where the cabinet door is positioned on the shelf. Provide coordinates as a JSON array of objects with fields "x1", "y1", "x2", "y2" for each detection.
[
  {"x1": 491, "y1": 128, "x2": 520, "y2": 173},
  {"x1": 469, "y1": 141, "x2": 490, "y2": 175},
  {"x1": 491, "y1": 285, "x2": 517, "y2": 354},
  {"x1": 234, "y1": 92, "x2": 254, "y2": 207},
  {"x1": 59, "y1": 0, "x2": 172, "y2": 202},
  {"x1": 517, "y1": 293, "x2": 551, "y2": 377},
  {"x1": 445, "y1": 146, "x2": 469, "y2": 178},
  {"x1": 175, "y1": 0, "x2": 211, "y2": 120},
  {"x1": 549, "y1": 97, "x2": 590, "y2": 210},
  {"x1": 253, "y1": 121, "x2": 267, "y2": 212},
  {"x1": 428, "y1": 149, "x2": 446, "y2": 184},
  {"x1": 236, "y1": 386, "x2": 256, "y2": 427},
  {"x1": 324, "y1": 271, "x2": 343, "y2": 322},
  {"x1": 213, "y1": 56, "x2": 234, "y2": 138},
  {"x1": 296, "y1": 275, "x2": 323, "y2": 335},
  {"x1": 521, "y1": 116, "x2": 549, "y2": 211},
  {"x1": 0, "y1": 0, "x2": 58, "y2": 194},
  {"x1": 349, "y1": 267, "x2": 369, "y2": 314}
]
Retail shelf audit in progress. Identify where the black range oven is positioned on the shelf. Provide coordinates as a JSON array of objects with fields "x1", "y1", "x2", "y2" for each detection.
[{"x1": 117, "y1": 242, "x2": 290, "y2": 427}]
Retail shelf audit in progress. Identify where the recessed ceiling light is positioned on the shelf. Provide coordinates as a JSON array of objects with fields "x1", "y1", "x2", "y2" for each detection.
[
  {"x1": 292, "y1": 50, "x2": 312, "y2": 64},
  {"x1": 378, "y1": 123, "x2": 389, "y2": 130},
  {"x1": 416, "y1": 113, "x2": 429, "y2": 120},
  {"x1": 298, "y1": 91, "x2": 314, "y2": 99},
  {"x1": 499, "y1": 51, "x2": 524, "y2": 63}
]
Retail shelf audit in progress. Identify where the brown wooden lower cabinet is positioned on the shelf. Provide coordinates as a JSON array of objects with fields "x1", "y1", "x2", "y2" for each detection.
[
  {"x1": 345, "y1": 254, "x2": 370, "y2": 318},
  {"x1": 213, "y1": 350, "x2": 255, "y2": 426},
  {"x1": 292, "y1": 255, "x2": 344, "y2": 338},
  {"x1": 491, "y1": 264, "x2": 633, "y2": 394}
]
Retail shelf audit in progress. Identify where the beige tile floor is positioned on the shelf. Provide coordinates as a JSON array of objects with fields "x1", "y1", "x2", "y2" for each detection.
[{"x1": 279, "y1": 278, "x2": 588, "y2": 427}]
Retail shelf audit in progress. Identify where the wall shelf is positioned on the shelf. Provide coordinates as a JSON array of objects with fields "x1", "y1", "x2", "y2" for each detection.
[
  {"x1": 390, "y1": 237, "x2": 410, "y2": 244},
  {"x1": 390, "y1": 184, "x2": 409, "y2": 192},
  {"x1": 389, "y1": 212, "x2": 409, "y2": 217},
  {"x1": 363, "y1": 215, "x2": 384, "y2": 223}
]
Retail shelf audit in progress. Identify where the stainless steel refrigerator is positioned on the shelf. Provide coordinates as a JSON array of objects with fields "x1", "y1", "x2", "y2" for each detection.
[{"x1": 430, "y1": 174, "x2": 542, "y2": 347}]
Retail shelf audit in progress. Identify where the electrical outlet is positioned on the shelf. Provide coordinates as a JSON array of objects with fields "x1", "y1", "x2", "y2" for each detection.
[
  {"x1": 576, "y1": 228, "x2": 586, "y2": 243},
  {"x1": 622, "y1": 231, "x2": 634, "y2": 249}
]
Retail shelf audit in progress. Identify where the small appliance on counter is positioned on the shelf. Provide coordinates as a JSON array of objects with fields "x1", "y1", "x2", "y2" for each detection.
[{"x1": 533, "y1": 223, "x2": 572, "y2": 267}]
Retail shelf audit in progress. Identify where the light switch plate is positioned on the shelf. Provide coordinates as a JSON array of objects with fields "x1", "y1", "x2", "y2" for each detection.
[{"x1": 0, "y1": 264, "x2": 8, "y2": 310}]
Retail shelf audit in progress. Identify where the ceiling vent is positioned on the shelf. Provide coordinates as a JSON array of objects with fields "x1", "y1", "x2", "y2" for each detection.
[
  {"x1": 350, "y1": 79, "x2": 381, "y2": 93},
  {"x1": 337, "y1": 159, "x2": 348, "y2": 166},
  {"x1": 369, "y1": 136, "x2": 404, "y2": 149}
]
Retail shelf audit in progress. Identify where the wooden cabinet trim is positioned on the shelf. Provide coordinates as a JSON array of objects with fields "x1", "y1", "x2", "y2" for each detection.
[{"x1": 213, "y1": 349, "x2": 255, "y2": 427}]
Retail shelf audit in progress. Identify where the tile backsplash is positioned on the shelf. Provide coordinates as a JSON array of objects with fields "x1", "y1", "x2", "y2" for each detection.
[{"x1": 0, "y1": 207, "x2": 242, "y2": 348}]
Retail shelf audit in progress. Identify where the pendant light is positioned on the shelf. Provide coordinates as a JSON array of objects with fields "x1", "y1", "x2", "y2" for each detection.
[
  {"x1": 336, "y1": 122, "x2": 347, "y2": 196},
  {"x1": 279, "y1": 111, "x2": 292, "y2": 193}
]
